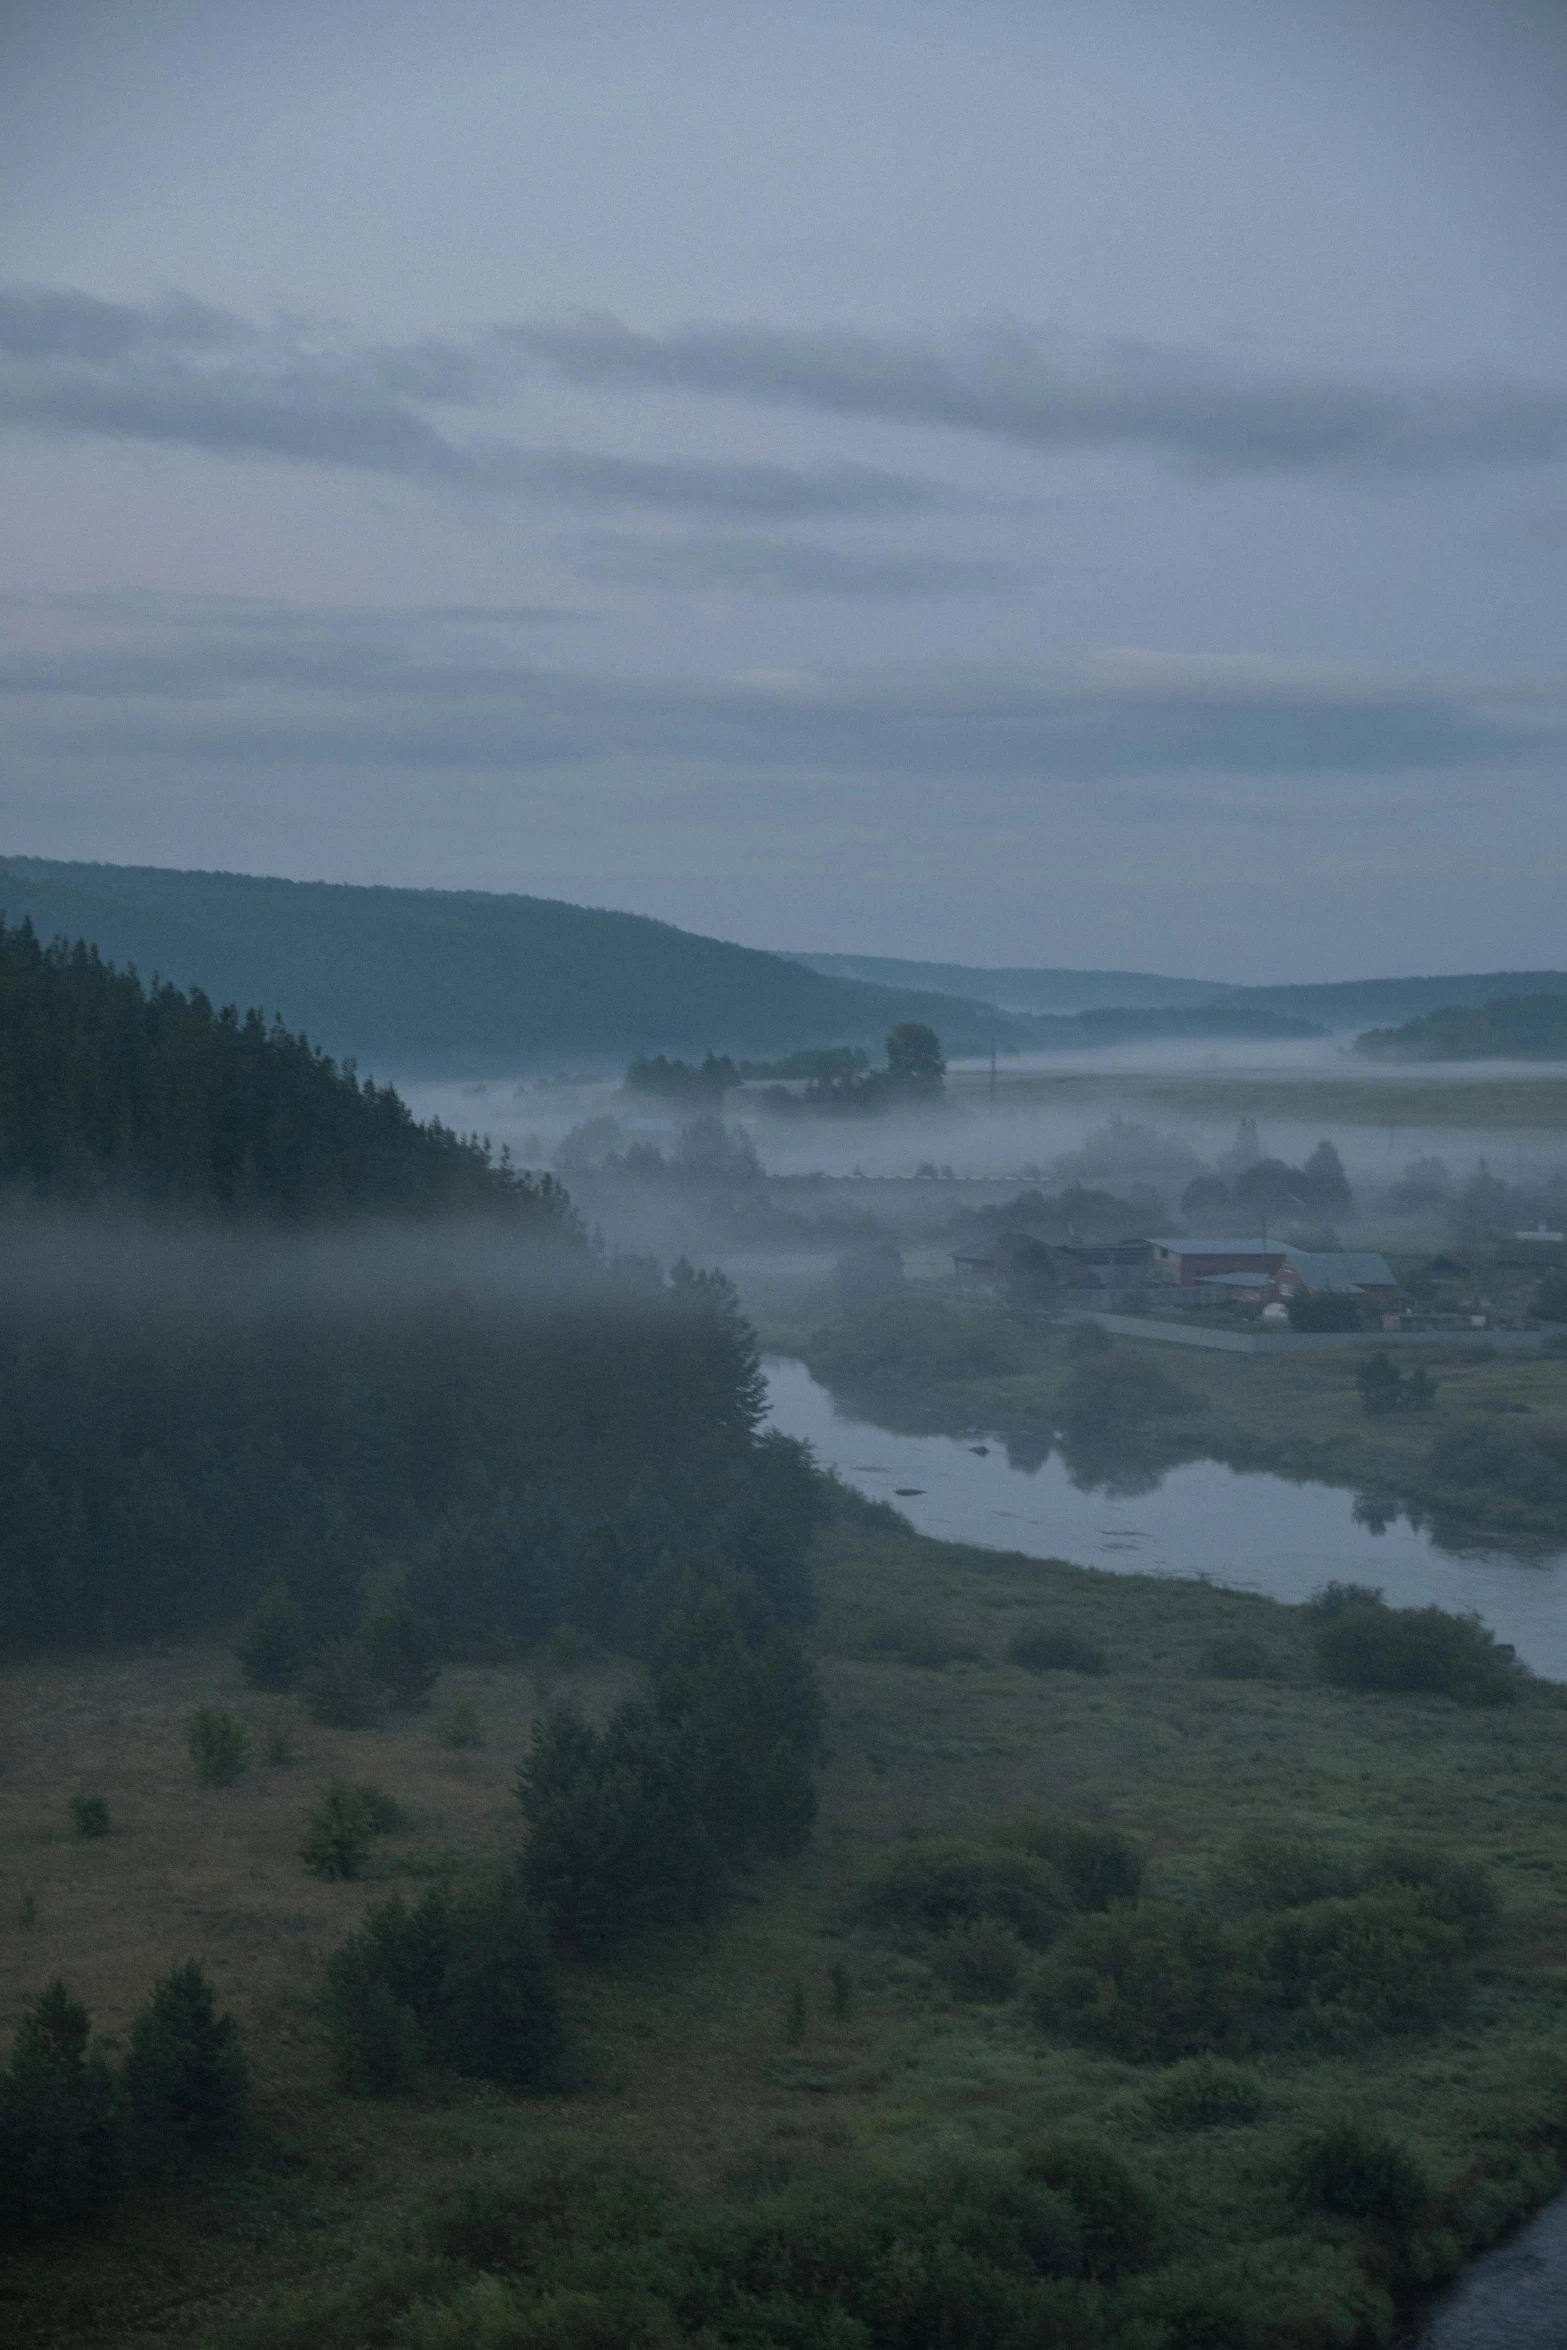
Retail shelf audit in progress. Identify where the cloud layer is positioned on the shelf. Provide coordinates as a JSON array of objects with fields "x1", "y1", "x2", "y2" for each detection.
[{"x1": 6, "y1": 286, "x2": 1567, "y2": 502}]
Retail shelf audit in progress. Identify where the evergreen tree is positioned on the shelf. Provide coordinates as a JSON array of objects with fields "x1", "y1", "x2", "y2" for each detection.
[
  {"x1": 122, "y1": 1961, "x2": 250, "y2": 2163},
  {"x1": 360, "y1": 1596, "x2": 441, "y2": 1710},
  {"x1": 236, "y1": 1580, "x2": 310, "y2": 1691},
  {"x1": 0, "y1": 1988, "x2": 125, "y2": 2235}
]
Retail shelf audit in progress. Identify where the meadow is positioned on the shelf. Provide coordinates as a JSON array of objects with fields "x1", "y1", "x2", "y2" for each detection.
[{"x1": 5, "y1": 1510, "x2": 1567, "y2": 2344}]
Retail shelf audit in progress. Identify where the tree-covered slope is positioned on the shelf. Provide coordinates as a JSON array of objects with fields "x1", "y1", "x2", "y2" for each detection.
[
  {"x1": 1355, "y1": 993, "x2": 1567, "y2": 1063},
  {"x1": 0, "y1": 916, "x2": 542, "y2": 1218},
  {"x1": 0, "y1": 859, "x2": 1025, "y2": 1075}
]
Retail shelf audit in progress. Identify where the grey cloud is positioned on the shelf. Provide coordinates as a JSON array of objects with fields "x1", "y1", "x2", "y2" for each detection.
[
  {"x1": 502, "y1": 313, "x2": 1567, "y2": 478},
  {"x1": 1, "y1": 599, "x2": 1556, "y2": 786},
  {"x1": 0, "y1": 285, "x2": 960, "y2": 518},
  {"x1": 569, "y1": 534, "x2": 1020, "y2": 597}
]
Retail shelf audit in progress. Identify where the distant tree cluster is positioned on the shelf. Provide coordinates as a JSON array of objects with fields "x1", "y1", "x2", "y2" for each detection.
[
  {"x1": 756, "y1": 1023, "x2": 946, "y2": 1112},
  {"x1": 1356, "y1": 992, "x2": 1567, "y2": 1063},
  {"x1": 622, "y1": 1051, "x2": 738, "y2": 1105},
  {"x1": 1180, "y1": 1140, "x2": 1353, "y2": 1229}
]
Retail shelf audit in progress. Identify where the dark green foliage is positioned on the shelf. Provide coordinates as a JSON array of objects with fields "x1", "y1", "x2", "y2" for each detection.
[
  {"x1": 1313, "y1": 1596, "x2": 1525, "y2": 1704},
  {"x1": 1020, "y1": 2137, "x2": 1161, "y2": 2277},
  {"x1": 299, "y1": 1641, "x2": 381, "y2": 1728},
  {"x1": 1057, "y1": 1354, "x2": 1195, "y2": 1435},
  {"x1": 236, "y1": 1580, "x2": 310, "y2": 1692},
  {"x1": 1354, "y1": 1350, "x2": 1437, "y2": 1415},
  {"x1": 1286, "y1": 1293, "x2": 1363, "y2": 1333},
  {"x1": 814, "y1": 1294, "x2": 1030, "y2": 1386},
  {"x1": 122, "y1": 1960, "x2": 250, "y2": 2161},
  {"x1": 1201, "y1": 1633, "x2": 1277, "y2": 1681},
  {"x1": 260, "y1": 1704, "x2": 300, "y2": 1764},
  {"x1": 436, "y1": 1699, "x2": 484, "y2": 1749},
  {"x1": 1357, "y1": 991, "x2": 1567, "y2": 1062},
  {"x1": 1535, "y1": 1268, "x2": 1567, "y2": 1322},
  {"x1": 301, "y1": 1781, "x2": 378, "y2": 1880},
  {"x1": 932, "y1": 1918, "x2": 1026, "y2": 2002},
  {"x1": 1420, "y1": 1416, "x2": 1567, "y2": 1536},
  {"x1": 1287, "y1": 2119, "x2": 1430, "y2": 2229},
  {"x1": 348, "y1": 1782, "x2": 409, "y2": 1834},
  {"x1": 1359, "y1": 1842, "x2": 1501, "y2": 1950},
  {"x1": 1217, "y1": 1833, "x2": 1358, "y2": 1914},
  {"x1": 1262, "y1": 1889, "x2": 1468, "y2": 2042},
  {"x1": 438, "y1": 1875, "x2": 569, "y2": 2090},
  {"x1": 862, "y1": 1840, "x2": 1073, "y2": 1949},
  {"x1": 360, "y1": 1597, "x2": 441, "y2": 1710},
  {"x1": 1005, "y1": 1626, "x2": 1106, "y2": 1676},
  {"x1": 1145, "y1": 2056, "x2": 1268, "y2": 2130},
  {"x1": 187, "y1": 1706, "x2": 250, "y2": 1786},
  {"x1": 69, "y1": 1793, "x2": 110, "y2": 1838},
  {"x1": 1029, "y1": 1904, "x2": 1265, "y2": 2062},
  {"x1": 868, "y1": 1613, "x2": 980, "y2": 1669},
  {"x1": 0, "y1": 1983, "x2": 125, "y2": 2236},
  {"x1": 994, "y1": 1817, "x2": 1144, "y2": 1909},
  {"x1": 624, "y1": 1052, "x2": 738, "y2": 1104}
]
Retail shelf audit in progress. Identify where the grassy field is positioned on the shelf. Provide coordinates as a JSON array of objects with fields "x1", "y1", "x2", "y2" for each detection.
[
  {"x1": 951, "y1": 1066, "x2": 1567, "y2": 1130},
  {"x1": 6, "y1": 1515, "x2": 1567, "y2": 2344}
]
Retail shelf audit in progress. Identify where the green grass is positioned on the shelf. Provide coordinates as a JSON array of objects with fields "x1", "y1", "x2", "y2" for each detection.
[{"x1": 5, "y1": 1523, "x2": 1567, "y2": 2342}]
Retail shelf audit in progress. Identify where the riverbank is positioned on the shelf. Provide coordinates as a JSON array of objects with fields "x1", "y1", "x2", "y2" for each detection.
[
  {"x1": 6, "y1": 1511, "x2": 1567, "y2": 2347},
  {"x1": 788, "y1": 1298, "x2": 1567, "y2": 1552}
]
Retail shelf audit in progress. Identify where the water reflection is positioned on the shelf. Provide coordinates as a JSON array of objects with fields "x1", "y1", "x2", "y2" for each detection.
[{"x1": 762, "y1": 1356, "x2": 1567, "y2": 1681}]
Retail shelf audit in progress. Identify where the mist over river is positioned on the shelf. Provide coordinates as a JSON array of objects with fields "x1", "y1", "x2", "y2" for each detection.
[{"x1": 762, "y1": 1356, "x2": 1567, "y2": 1683}]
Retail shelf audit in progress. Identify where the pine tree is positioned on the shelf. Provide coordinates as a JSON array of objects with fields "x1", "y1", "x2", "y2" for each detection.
[
  {"x1": 0, "y1": 1984, "x2": 125, "y2": 2234},
  {"x1": 361, "y1": 1597, "x2": 441, "y2": 1710},
  {"x1": 122, "y1": 1961, "x2": 250, "y2": 2164},
  {"x1": 236, "y1": 1580, "x2": 310, "y2": 1691}
]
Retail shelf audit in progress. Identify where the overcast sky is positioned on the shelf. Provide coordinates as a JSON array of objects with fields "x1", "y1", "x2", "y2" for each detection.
[{"x1": 2, "y1": 0, "x2": 1565, "y2": 980}]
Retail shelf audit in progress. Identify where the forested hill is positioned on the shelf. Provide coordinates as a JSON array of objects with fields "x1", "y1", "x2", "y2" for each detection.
[
  {"x1": 0, "y1": 858, "x2": 1025, "y2": 1075},
  {"x1": 1355, "y1": 993, "x2": 1567, "y2": 1063},
  {"x1": 0, "y1": 917, "x2": 554, "y2": 1220}
]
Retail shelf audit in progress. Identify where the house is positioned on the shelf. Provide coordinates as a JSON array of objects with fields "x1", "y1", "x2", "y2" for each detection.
[
  {"x1": 951, "y1": 1230, "x2": 1047, "y2": 1290},
  {"x1": 1144, "y1": 1238, "x2": 1397, "y2": 1305}
]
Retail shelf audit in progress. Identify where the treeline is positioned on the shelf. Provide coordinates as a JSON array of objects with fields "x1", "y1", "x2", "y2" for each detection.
[
  {"x1": 1357, "y1": 992, "x2": 1567, "y2": 1063},
  {"x1": 0, "y1": 916, "x2": 541, "y2": 1219}
]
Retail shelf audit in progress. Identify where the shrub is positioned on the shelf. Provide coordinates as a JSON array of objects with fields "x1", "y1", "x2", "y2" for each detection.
[
  {"x1": 1263, "y1": 1889, "x2": 1468, "y2": 2041},
  {"x1": 301, "y1": 1781, "x2": 378, "y2": 1880},
  {"x1": 324, "y1": 1942, "x2": 425, "y2": 2097},
  {"x1": 300, "y1": 1640, "x2": 381, "y2": 1728},
  {"x1": 1028, "y1": 1904, "x2": 1264, "y2": 2062},
  {"x1": 1202, "y1": 1633, "x2": 1277, "y2": 1681},
  {"x1": 1145, "y1": 2054, "x2": 1268, "y2": 2130},
  {"x1": 1218, "y1": 1832, "x2": 1358, "y2": 1914},
  {"x1": 995, "y1": 1816, "x2": 1144, "y2": 1909},
  {"x1": 932, "y1": 1918, "x2": 1026, "y2": 2002},
  {"x1": 862, "y1": 1840, "x2": 1074, "y2": 1948},
  {"x1": 0, "y1": 1983, "x2": 125, "y2": 2235},
  {"x1": 350, "y1": 1782, "x2": 410, "y2": 1835},
  {"x1": 235, "y1": 1579, "x2": 310, "y2": 1692},
  {"x1": 1535, "y1": 1269, "x2": 1567, "y2": 1323},
  {"x1": 187, "y1": 1707, "x2": 250, "y2": 1787},
  {"x1": 1314, "y1": 1600, "x2": 1524, "y2": 1705},
  {"x1": 868, "y1": 1614, "x2": 980, "y2": 1669},
  {"x1": 361, "y1": 1597, "x2": 441, "y2": 1711},
  {"x1": 1058, "y1": 1354, "x2": 1195, "y2": 1434},
  {"x1": 1288, "y1": 2118, "x2": 1430, "y2": 2229},
  {"x1": 1306, "y1": 1581, "x2": 1384, "y2": 1619},
  {"x1": 1020, "y1": 2136, "x2": 1162, "y2": 2276},
  {"x1": 436, "y1": 1700, "x2": 484, "y2": 1750},
  {"x1": 1005, "y1": 1626, "x2": 1105, "y2": 1675},
  {"x1": 122, "y1": 1960, "x2": 250, "y2": 2162},
  {"x1": 69, "y1": 1793, "x2": 110, "y2": 1838},
  {"x1": 1359, "y1": 1842, "x2": 1500, "y2": 1951}
]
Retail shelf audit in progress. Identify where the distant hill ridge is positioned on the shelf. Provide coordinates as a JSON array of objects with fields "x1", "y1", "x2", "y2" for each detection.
[
  {"x1": 794, "y1": 951, "x2": 1567, "y2": 1031},
  {"x1": 0, "y1": 858, "x2": 1033, "y2": 1076}
]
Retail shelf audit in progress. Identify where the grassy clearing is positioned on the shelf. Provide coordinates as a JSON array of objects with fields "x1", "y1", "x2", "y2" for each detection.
[{"x1": 5, "y1": 1518, "x2": 1567, "y2": 2342}]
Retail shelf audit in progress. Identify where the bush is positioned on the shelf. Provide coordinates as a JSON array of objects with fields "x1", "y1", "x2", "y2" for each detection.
[
  {"x1": 1145, "y1": 2055, "x2": 1268, "y2": 2130},
  {"x1": 301, "y1": 1781, "x2": 378, "y2": 1880},
  {"x1": 862, "y1": 1840, "x2": 1074, "y2": 1949},
  {"x1": 1306, "y1": 1581, "x2": 1385, "y2": 1619},
  {"x1": 1288, "y1": 2117, "x2": 1430, "y2": 2229},
  {"x1": 1058, "y1": 1354, "x2": 1195, "y2": 1434},
  {"x1": 361, "y1": 1596, "x2": 441, "y2": 1711},
  {"x1": 869, "y1": 1614, "x2": 980, "y2": 1669},
  {"x1": 1218, "y1": 1832, "x2": 1358, "y2": 1914},
  {"x1": 1028, "y1": 1904, "x2": 1264, "y2": 2062},
  {"x1": 1263, "y1": 1889, "x2": 1468, "y2": 2041},
  {"x1": 0, "y1": 1983, "x2": 125, "y2": 2235},
  {"x1": 187, "y1": 1707, "x2": 250, "y2": 1787},
  {"x1": 436, "y1": 1700, "x2": 484, "y2": 1750},
  {"x1": 300, "y1": 1640, "x2": 381, "y2": 1728},
  {"x1": 122, "y1": 1960, "x2": 250, "y2": 2163},
  {"x1": 69, "y1": 1793, "x2": 110, "y2": 1838},
  {"x1": 1005, "y1": 1626, "x2": 1106, "y2": 1676},
  {"x1": 1314, "y1": 1599, "x2": 1524, "y2": 1704},
  {"x1": 350, "y1": 1782, "x2": 410, "y2": 1835},
  {"x1": 1201, "y1": 1633, "x2": 1277, "y2": 1681},
  {"x1": 994, "y1": 1816, "x2": 1144, "y2": 1909},
  {"x1": 932, "y1": 1918, "x2": 1026, "y2": 2002},
  {"x1": 1020, "y1": 2136, "x2": 1162, "y2": 2276},
  {"x1": 1359, "y1": 1842, "x2": 1500, "y2": 1950},
  {"x1": 235, "y1": 1579, "x2": 310, "y2": 1692}
]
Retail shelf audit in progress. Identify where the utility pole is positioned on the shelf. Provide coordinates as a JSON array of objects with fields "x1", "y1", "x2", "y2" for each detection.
[{"x1": 989, "y1": 1039, "x2": 997, "y2": 1111}]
